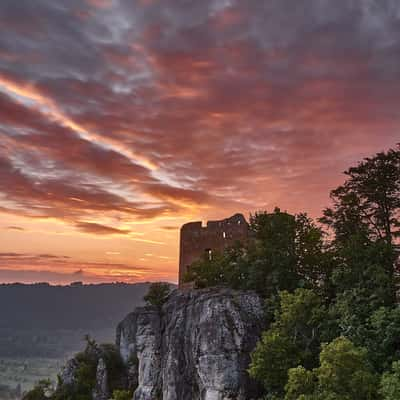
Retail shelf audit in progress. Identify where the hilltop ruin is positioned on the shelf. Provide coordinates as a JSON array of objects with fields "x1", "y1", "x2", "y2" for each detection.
[{"x1": 178, "y1": 213, "x2": 249, "y2": 286}]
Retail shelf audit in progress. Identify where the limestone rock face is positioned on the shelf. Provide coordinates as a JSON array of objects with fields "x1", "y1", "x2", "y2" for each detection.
[
  {"x1": 92, "y1": 358, "x2": 109, "y2": 400},
  {"x1": 117, "y1": 288, "x2": 264, "y2": 400},
  {"x1": 117, "y1": 306, "x2": 161, "y2": 398},
  {"x1": 58, "y1": 358, "x2": 79, "y2": 387}
]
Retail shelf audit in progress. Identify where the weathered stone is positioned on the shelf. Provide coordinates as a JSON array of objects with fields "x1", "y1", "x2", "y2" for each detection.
[
  {"x1": 117, "y1": 305, "x2": 162, "y2": 399},
  {"x1": 179, "y1": 214, "x2": 249, "y2": 286},
  {"x1": 58, "y1": 358, "x2": 79, "y2": 387},
  {"x1": 117, "y1": 287, "x2": 264, "y2": 400},
  {"x1": 92, "y1": 357, "x2": 109, "y2": 400}
]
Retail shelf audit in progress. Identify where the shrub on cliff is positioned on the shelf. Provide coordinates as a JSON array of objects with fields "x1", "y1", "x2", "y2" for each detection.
[
  {"x1": 99, "y1": 343, "x2": 126, "y2": 392},
  {"x1": 144, "y1": 282, "x2": 171, "y2": 309}
]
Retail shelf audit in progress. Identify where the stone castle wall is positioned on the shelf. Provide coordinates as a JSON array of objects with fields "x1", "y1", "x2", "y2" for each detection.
[{"x1": 178, "y1": 213, "x2": 249, "y2": 286}]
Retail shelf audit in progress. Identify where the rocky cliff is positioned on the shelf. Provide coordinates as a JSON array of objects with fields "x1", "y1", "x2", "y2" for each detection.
[
  {"x1": 56, "y1": 287, "x2": 264, "y2": 400},
  {"x1": 117, "y1": 287, "x2": 264, "y2": 400}
]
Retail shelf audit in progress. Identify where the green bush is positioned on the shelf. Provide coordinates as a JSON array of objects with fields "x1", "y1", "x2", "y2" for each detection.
[{"x1": 144, "y1": 282, "x2": 171, "y2": 309}]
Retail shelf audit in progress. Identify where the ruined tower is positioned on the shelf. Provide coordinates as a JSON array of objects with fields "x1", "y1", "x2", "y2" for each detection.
[{"x1": 179, "y1": 213, "x2": 249, "y2": 286}]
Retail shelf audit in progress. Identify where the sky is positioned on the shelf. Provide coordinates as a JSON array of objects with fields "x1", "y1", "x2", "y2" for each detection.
[{"x1": 0, "y1": 0, "x2": 399, "y2": 284}]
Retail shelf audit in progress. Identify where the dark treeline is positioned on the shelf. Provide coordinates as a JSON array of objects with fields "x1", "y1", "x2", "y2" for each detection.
[{"x1": 184, "y1": 145, "x2": 400, "y2": 400}]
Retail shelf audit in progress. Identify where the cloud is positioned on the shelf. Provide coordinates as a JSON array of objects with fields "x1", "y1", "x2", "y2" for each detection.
[
  {"x1": 6, "y1": 226, "x2": 24, "y2": 231},
  {"x1": 0, "y1": 0, "x2": 399, "y2": 284},
  {"x1": 0, "y1": 252, "x2": 72, "y2": 264},
  {"x1": 75, "y1": 222, "x2": 131, "y2": 235},
  {"x1": 0, "y1": 252, "x2": 157, "y2": 283},
  {"x1": 160, "y1": 226, "x2": 179, "y2": 231}
]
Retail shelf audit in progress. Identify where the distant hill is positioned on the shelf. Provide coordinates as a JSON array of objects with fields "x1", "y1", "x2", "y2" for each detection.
[
  {"x1": 0, "y1": 282, "x2": 152, "y2": 330},
  {"x1": 0, "y1": 282, "x2": 169, "y2": 358}
]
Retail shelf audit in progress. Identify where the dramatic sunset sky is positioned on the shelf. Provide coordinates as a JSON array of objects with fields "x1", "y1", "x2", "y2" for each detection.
[{"x1": 0, "y1": 0, "x2": 399, "y2": 284}]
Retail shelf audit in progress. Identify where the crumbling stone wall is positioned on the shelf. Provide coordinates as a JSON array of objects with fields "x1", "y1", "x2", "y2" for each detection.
[{"x1": 179, "y1": 213, "x2": 249, "y2": 286}]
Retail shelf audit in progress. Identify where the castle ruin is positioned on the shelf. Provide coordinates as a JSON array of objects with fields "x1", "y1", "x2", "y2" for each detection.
[{"x1": 179, "y1": 213, "x2": 249, "y2": 286}]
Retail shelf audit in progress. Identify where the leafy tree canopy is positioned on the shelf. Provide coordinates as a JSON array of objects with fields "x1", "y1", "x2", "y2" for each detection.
[
  {"x1": 249, "y1": 289, "x2": 332, "y2": 397},
  {"x1": 380, "y1": 361, "x2": 400, "y2": 400},
  {"x1": 285, "y1": 337, "x2": 379, "y2": 400}
]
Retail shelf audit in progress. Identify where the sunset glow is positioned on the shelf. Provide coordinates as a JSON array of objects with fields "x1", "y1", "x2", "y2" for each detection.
[{"x1": 0, "y1": 0, "x2": 399, "y2": 284}]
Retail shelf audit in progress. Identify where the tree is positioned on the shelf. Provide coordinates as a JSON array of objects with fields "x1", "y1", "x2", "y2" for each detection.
[
  {"x1": 380, "y1": 361, "x2": 400, "y2": 400},
  {"x1": 249, "y1": 209, "x2": 331, "y2": 298},
  {"x1": 364, "y1": 306, "x2": 400, "y2": 372},
  {"x1": 322, "y1": 146, "x2": 400, "y2": 246},
  {"x1": 99, "y1": 344, "x2": 126, "y2": 393},
  {"x1": 248, "y1": 209, "x2": 298, "y2": 297},
  {"x1": 285, "y1": 337, "x2": 379, "y2": 400},
  {"x1": 183, "y1": 251, "x2": 227, "y2": 288},
  {"x1": 183, "y1": 242, "x2": 251, "y2": 290},
  {"x1": 249, "y1": 330, "x2": 299, "y2": 396},
  {"x1": 284, "y1": 366, "x2": 316, "y2": 400},
  {"x1": 294, "y1": 213, "x2": 330, "y2": 291},
  {"x1": 249, "y1": 289, "x2": 331, "y2": 397},
  {"x1": 321, "y1": 146, "x2": 400, "y2": 303},
  {"x1": 143, "y1": 282, "x2": 171, "y2": 309},
  {"x1": 318, "y1": 147, "x2": 400, "y2": 367},
  {"x1": 329, "y1": 240, "x2": 394, "y2": 349}
]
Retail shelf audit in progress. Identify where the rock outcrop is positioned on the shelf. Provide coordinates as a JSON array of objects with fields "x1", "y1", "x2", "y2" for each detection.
[
  {"x1": 117, "y1": 287, "x2": 264, "y2": 400},
  {"x1": 92, "y1": 357, "x2": 110, "y2": 400},
  {"x1": 59, "y1": 358, "x2": 79, "y2": 387}
]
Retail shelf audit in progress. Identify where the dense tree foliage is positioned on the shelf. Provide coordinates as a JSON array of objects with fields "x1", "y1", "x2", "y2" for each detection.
[
  {"x1": 380, "y1": 361, "x2": 400, "y2": 400},
  {"x1": 284, "y1": 337, "x2": 378, "y2": 400},
  {"x1": 184, "y1": 145, "x2": 400, "y2": 399},
  {"x1": 249, "y1": 289, "x2": 332, "y2": 397},
  {"x1": 321, "y1": 147, "x2": 400, "y2": 246}
]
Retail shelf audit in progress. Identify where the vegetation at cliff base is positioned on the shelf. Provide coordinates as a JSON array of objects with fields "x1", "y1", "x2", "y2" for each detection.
[
  {"x1": 184, "y1": 145, "x2": 400, "y2": 400},
  {"x1": 24, "y1": 336, "x2": 129, "y2": 400}
]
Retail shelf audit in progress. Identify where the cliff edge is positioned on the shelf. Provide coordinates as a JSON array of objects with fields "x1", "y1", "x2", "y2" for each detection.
[
  {"x1": 56, "y1": 287, "x2": 264, "y2": 400},
  {"x1": 117, "y1": 287, "x2": 264, "y2": 400}
]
